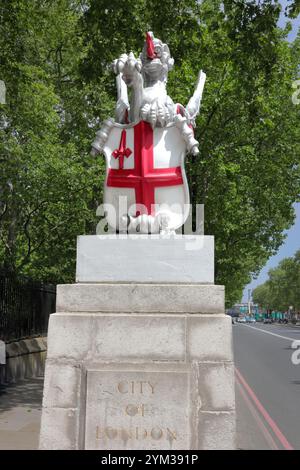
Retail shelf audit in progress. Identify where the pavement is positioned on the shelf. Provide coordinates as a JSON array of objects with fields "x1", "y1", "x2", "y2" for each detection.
[
  {"x1": 0, "y1": 378, "x2": 43, "y2": 450},
  {"x1": 0, "y1": 322, "x2": 299, "y2": 450}
]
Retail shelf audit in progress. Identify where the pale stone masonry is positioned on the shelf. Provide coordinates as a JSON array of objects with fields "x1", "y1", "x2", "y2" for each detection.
[
  {"x1": 76, "y1": 235, "x2": 215, "y2": 283},
  {"x1": 39, "y1": 235, "x2": 236, "y2": 450},
  {"x1": 56, "y1": 283, "x2": 225, "y2": 314}
]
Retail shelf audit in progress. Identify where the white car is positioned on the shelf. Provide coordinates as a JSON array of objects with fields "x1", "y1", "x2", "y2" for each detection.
[
  {"x1": 237, "y1": 317, "x2": 247, "y2": 323},
  {"x1": 245, "y1": 316, "x2": 256, "y2": 323}
]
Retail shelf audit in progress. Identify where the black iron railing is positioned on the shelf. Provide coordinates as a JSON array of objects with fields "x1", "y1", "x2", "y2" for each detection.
[{"x1": 0, "y1": 270, "x2": 56, "y2": 341}]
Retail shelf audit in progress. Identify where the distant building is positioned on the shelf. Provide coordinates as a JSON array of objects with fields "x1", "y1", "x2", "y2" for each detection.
[{"x1": 227, "y1": 303, "x2": 259, "y2": 317}]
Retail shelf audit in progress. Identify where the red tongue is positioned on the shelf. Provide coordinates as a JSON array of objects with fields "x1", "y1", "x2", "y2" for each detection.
[{"x1": 146, "y1": 32, "x2": 156, "y2": 60}]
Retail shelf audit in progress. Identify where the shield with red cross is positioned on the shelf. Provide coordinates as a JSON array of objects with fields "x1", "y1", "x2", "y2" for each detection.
[{"x1": 102, "y1": 120, "x2": 190, "y2": 231}]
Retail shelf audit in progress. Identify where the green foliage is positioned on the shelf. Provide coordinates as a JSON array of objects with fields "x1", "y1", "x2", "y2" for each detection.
[
  {"x1": 0, "y1": 0, "x2": 299, "y2": 304},
  {"x1": 252, "y1": 282, "x2": 272, "y2": 309},
  {"x1": 0, "y1": 0, "x2": 102, "y2": 282},
  {"x1": 285, "y1": 0, "x2": 300, "y2": 19},
  {"x1": 253, "y1": 250, "x2": 300, "y2": 311}
]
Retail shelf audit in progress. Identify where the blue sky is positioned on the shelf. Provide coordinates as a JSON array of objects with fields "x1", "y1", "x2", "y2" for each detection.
[
  {"x1": 279, "y1": 0, "x2": 299, "y2": 40},
  {"x1": 242, "y1": 1, "x2": 299, "y2": 302},
  {"x1": 242, "y1": 203, "x2": 300, "y2": 301}
]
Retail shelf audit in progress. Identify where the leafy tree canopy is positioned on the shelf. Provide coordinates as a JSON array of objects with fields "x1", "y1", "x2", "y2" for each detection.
[
  {"x1": 0, "y1": 0, "x2": 299, "y2": 305},
  {"x1": 253, "y1": 250, "x2": 300, "y2": 311}
]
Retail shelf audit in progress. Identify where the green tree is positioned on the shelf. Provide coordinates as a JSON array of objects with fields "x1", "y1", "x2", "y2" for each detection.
[
  {"x1": 0, "y1": 0, "x2": 299, "y2": 305},
  {"x1": 252, "y1": 282, "x2": 272, "y2": 310},
  {"x1": 253, "y1": 250, "x2": 300, "y2": 311},
  {"x1": 0, "y1": 0, "x2": 101, "y2": 282}
]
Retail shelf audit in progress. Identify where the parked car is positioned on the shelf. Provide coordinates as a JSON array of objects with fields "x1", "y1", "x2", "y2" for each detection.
[
  {"x1": 237, "y1": 317, "x2": 247, "y2": 323},
  {"x1": 263, "y1": 317, "x2": 272, "y2": 324},
  {"x1": 244, "y1": 316, "x2": 256, "y2": 323}
]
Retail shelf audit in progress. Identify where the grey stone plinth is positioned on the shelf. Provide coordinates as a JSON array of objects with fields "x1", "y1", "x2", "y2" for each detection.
[
  {"x1": 56, "y1": 283, "x2": 224, "y2": 314},
  {"x1": 76, "y1": 235, "x2": 214, "y2": 283},
  {"x1": 46, "y1": 313, "x2": 233, "y2": 363},
  {"x1": 197, "y1": 411, "x2": 236, "y2": 450},
  {"x1": 40, "y1": 408, "x2": 80, "y2": 450},
  {"x1": 39, "y1": 282, "x2": 236, "y2": 450}
]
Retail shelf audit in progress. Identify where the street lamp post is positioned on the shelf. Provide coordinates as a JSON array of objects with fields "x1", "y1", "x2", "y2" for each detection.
[{"x1": 248, "y1": 289, "x2": 252, "y2": 316}]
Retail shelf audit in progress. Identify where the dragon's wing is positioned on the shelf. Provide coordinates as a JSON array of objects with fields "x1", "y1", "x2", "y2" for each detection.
[{"x1": 186, "y1": 70, "x2": 206, "y2": 121}]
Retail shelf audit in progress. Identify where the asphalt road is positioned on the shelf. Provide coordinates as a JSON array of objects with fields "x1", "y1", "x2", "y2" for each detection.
[{"x1": 233, "y1": 322, "x2": 300, "y2": 450}]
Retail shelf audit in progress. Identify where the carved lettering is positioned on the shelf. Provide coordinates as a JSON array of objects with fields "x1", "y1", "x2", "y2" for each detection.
[
  {"x1": 166, "y1": 428, "x2": 177, "y2": 440},
  {"x1": 105, "y1": 427, "x2": 118, "y2": 439},
  {"x1": 117, "y1": 381, "x2": 156, "y2": 395},
  {"x1": 135, "y1": 427, "x2": 148, "y2": 440},
  {"x1": 125, "y1": 403, "x2": 145, "y2": 417},
  {"x1": 87, "y1": 370, "x2": 189, "y2": 449},
  {"x1": 95, "y1": 426, "x2": 176, "y2": 441},
  {"x1": 117, "y1": 381, "x2": 128, "y2": 394},
  {"x1": 148, "y1": 382, "x2": 155, "y2": 394},
  {"x1": 151, "y1": 427, "x2": 163, "y2": 440}
]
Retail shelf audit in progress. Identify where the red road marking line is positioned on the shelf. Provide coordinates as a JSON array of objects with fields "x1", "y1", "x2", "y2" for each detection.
[
  {"x1": 235, "y1": 367, "x2": 294, "y2": 450},
  {"x1": 236, "y1": 378, "x2": 279, "y2": 450}
]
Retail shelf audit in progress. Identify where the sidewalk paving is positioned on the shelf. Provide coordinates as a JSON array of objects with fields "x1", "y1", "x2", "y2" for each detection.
[{"x1": 0, "y1": 378, "x2": 43, "y2": 450}]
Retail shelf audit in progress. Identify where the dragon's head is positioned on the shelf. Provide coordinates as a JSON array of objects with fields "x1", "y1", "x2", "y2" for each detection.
[{"x1": 140, "y1": 32, "x2": 174, "y2": 84}]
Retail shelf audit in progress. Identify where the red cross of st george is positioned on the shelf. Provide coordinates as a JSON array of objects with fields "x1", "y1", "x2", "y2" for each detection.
[{"x1": 107, "y1": 121, "x2": 183, "y2": 216}]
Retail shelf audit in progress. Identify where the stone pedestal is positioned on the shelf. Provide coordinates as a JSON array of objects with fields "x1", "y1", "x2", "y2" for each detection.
[
  {"x1": 39, "y1": 235, "x2": 236, "y2": 450},
  {"x1": 76, "y1": 235, "x2": 214, "y2": 283}
]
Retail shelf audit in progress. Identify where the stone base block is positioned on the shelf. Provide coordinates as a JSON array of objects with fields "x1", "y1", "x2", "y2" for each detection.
[
  {"x1": 76, "y1": 235, "x2": 214, "y2": 283},
  {"x1": 40, "y1": 283, "x2": 236, "y2": 450},
  {"x1": 56, "y1": 283, "x2": 225, "y2": 314}
]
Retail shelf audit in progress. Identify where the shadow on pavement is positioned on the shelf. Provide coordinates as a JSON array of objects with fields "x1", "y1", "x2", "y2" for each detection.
[{"x1": 0, "y1": 378, "x2": 44, "y2": 412}]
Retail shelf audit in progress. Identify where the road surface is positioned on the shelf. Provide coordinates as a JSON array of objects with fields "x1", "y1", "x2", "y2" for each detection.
[{"x1": 234, "y1": 322, "x2": 300, "y2": 450}]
